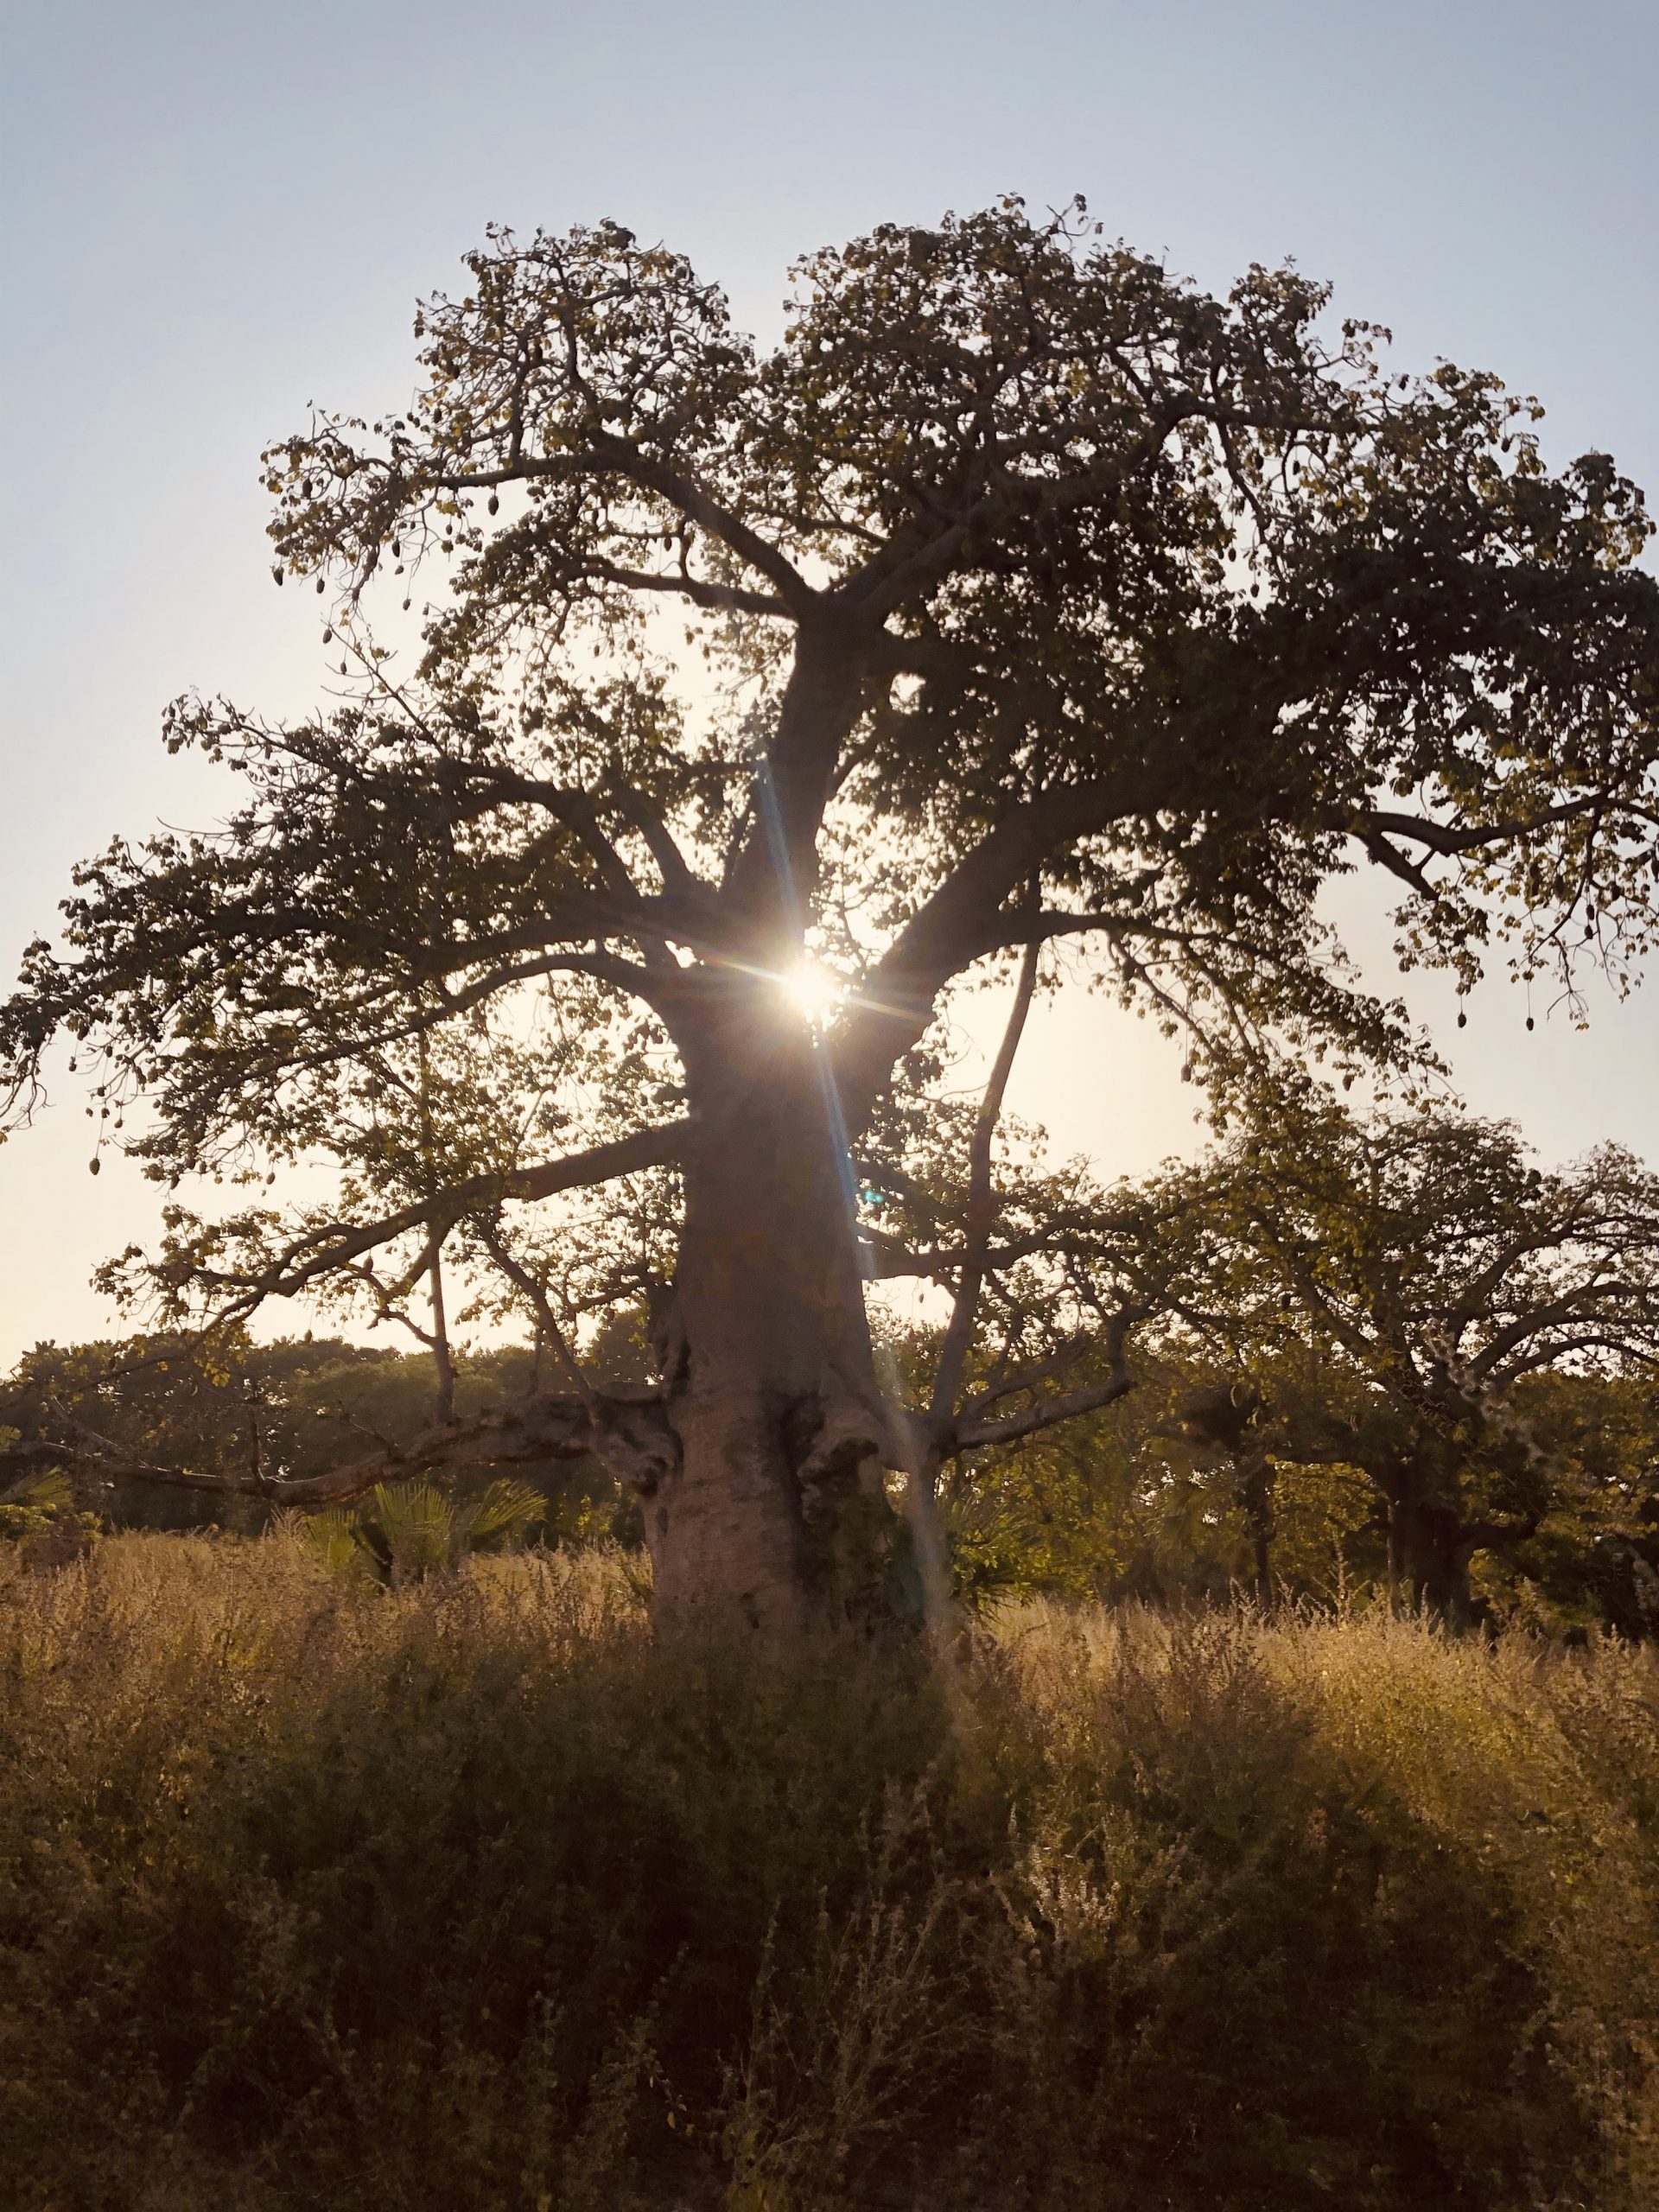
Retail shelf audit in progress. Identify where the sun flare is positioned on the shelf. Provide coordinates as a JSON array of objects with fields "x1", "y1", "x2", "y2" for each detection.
[{"x1": 784, "y1": 961, "x2": 844, "y2": 1027}]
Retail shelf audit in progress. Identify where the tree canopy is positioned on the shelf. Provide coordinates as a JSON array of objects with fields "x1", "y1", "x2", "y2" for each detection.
[
  {"x1": 6, "y1": 197, "x2": 1659, "y2": 1628},
  {"x1": 1154, "y1": 1092, "x2": 1659, "y2": 1617}
]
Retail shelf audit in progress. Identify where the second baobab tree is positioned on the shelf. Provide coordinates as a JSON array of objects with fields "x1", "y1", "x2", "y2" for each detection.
[{"x1": 7, "y1": 199, "x2": 1659, "y2": 1631}]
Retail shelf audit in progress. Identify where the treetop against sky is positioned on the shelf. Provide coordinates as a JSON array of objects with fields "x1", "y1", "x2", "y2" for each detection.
[
  {"x1": 11, "y1": 200, "x2": 1659, "y2": 1224},
  {"x1": 3, "y1": 3, "x2": 1658, "y2": 1366},
  {"x1": 4, "y1": 194, "x2": 1659, "y2": 1627}
]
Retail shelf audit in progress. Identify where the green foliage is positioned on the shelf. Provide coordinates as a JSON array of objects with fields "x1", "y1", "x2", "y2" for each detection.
[
  {"x1": 952, "y1": 1091, "x2": 1659, "y2": 1626},
  {"x1": 0, "y1": 1332, "x2": 420, "y2": 1530},
  {"x1": 0, "y1": 1465, "x2": 100, "y2": 1554},
  {"x1": 3, "y1": 1535, "x2": 1658, "y2": 2209},
  {"x1": 0, "y1": 1466, "x2": 70, "y2": 1543},
  {"x1": 963, "y1": 1348, "x2": 1659, "y2": 1632},
  {"x1": 933, "y1": 1354, "x2": 1354, "y2": 1611},
  {"x1": 297, "y1": 1476, "x2": 544, "y2": 1586},
  {"x1": 0, "y1": 1332, "x2": 634, "y2": 1543}
]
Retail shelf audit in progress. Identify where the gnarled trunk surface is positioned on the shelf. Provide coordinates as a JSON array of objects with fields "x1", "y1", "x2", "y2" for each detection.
[
  {"x1": 1387, "y1": 1497, "x2": 1479, "y2": 1626},
  {"x1": 644, "y1": 988, "x2": 901, "y2": 1633}
]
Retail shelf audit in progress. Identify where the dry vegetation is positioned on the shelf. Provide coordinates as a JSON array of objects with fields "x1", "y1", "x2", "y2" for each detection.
[{"x1": 3, "y1": 1535, "x2": 1659, "y2": 2210}]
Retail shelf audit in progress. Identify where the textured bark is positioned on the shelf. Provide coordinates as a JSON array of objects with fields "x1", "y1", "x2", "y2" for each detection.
[
  {"x1": 643, "y1": 984, "x2": 900, "y2": 1633},
  {"x1": 1387, "y1": 1497, "x2": 1480, "y2": 1625},
  {"x1": 1236, "y1": 1452, "x2": 1277, "y2": 1608},
  {"x1": 1178, "y1": 1384, "x2": 1276, "y2": 1605}
]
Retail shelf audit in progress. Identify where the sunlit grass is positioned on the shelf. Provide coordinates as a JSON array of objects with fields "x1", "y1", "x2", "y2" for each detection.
[{"x1": 3, "y1": 1535, "x2": 1657, "y2": 2209}]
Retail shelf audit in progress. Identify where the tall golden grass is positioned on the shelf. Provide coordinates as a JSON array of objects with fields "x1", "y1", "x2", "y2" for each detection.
[{"x1": 3, "y1": 1533, "x2": 1656, "y2": 2209}]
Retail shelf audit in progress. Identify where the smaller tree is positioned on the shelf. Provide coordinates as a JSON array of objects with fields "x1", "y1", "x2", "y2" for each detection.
[
  {"x1": 1465, "y1": 1366, "x2": 1659, "y2": 1633},
  {"x1": 1169, "y1": 1090, "x2": 1659, "y2": 1619},
  {"x1": 849, "y1": 937, "x2": 1202, "y2": 1604},
  {"x1": 0, "y1": 1332, "x2": 408, "y2": 1529}
]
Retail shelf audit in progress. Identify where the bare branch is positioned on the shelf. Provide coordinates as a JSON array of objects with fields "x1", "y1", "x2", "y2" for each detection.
[
  {"x1": 961, "y1": 1332, "x2": 1093, "y2": 1414},
  {"x1": 930, "y1": 931, "x2": 1041, "y2": 1424},
  {"x1": 198, "y1": 1122, "x2": 688, "y2": 1313},
  {"x1": 435, "y1": 440, "x2": 817, "y2": 617},
  {"x1": 1, "y1": 1390, "x2": 654, "y2": 1509},
  {"x1": 954, "y1": 1364, "x2": 1135, "y2": 1452},
  {"x1": 951, "y1": 1306, "x2": 1143, "y2": 1452}
]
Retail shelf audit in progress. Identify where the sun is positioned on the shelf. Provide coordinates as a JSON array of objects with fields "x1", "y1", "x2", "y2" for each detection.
[{"x1": 784, "y1": 961, "x2": 844, "y2": 1027}]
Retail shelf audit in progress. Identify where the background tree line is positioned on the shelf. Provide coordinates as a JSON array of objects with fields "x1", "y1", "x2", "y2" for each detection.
[{"x1": 10, "y1": 1077, "x2": 1659, "y2": 1635}]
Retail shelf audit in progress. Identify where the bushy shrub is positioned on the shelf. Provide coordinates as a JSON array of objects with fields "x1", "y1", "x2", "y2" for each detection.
[
  {"x1": 291, "y1": 1477, "x2": 545, "y2": 1586},
  {"x1": 1, "y1": 1538, "x2": 1656, "y2": 2209},
  {"x1": 0, "y1": 1465, "x2": 101, "y2": 1563}
]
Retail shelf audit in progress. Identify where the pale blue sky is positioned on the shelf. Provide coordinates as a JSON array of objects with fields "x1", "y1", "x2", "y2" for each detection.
[{"x1": 2, "y1": 0, "x2": 1657, "y2": 1357}]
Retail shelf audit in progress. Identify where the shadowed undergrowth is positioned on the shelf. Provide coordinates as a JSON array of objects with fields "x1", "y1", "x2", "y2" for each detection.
[{"x1": 3, "y1": 1537, "x2": 1658, "y2": 2210}]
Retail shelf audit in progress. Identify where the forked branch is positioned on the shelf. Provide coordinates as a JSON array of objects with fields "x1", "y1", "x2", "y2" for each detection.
[{"x1": 3, "y1": 1385, "x2": 676, "y2": 1510}]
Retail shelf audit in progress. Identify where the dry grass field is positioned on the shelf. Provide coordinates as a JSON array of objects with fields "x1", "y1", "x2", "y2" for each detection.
[{"x1": 3, "y1": 1534, "x2": 1658, "y2": 2209}]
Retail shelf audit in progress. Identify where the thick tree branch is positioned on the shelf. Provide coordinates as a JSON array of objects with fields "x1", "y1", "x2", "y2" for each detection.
[
  {"x1": 954, "y1": 1365, "x2": 1135, "y2": 1452},
  {"x1": 864, "y1": 1229, "x2": 1096, "y2": 1281},
  {"x1": 961, "y1": 1332, "x2": 1093, "y2": 1414},
  {"x1": 1468, "y1": 1281, "x2": 1649, "y2": 1382},
  {"x1": 435, "y1": 440, "x2": 817, "y2": 616},
  {"x1": 200, "y1": 1122, "x2": 689, "y2": 1312},
  {"x1": 0, "y1": 1390, "x2": 661, "y2": 1509},
  {"x1": 1354, "y1": 801, "x2": 1594, "y2": 858},
  {"x1": 950, "y1": 1306, "x2": 1143, "y2": 1452},
  {"x1": 837, "y1": 391, "x2": 1310, "y2": 622},
  {"x1": 833, "y1": 777, "x2": 1140, "y2": 1131}
]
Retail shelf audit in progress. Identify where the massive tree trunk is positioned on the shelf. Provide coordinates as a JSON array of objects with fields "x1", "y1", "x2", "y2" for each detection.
[
  {"x1": 1236, "y1": 1451, "x2": 1276, "y2": 1609},
  {"x1": 1387, "y1": 1496, "x2": 1480, "y2": 1627},
  {"x1": 642, "y1": 982, "x2": 902, "y2": 1633}
]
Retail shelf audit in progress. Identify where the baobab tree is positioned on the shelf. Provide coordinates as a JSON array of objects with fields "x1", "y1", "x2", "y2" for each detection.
[{"x1": 6, "y1": 199, "x2": 1659, "y2": 1631}]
